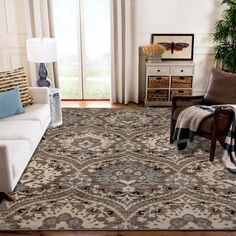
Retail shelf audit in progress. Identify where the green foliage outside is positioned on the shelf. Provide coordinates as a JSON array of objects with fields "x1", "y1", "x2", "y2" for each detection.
[{"x1": 59, "y1": 66, "x2": 110, "y2": 98}]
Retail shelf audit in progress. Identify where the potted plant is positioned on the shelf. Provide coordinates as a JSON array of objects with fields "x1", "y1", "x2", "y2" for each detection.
[{"x1": 213, "y1": 0, "x2": 236, "y2": 72}]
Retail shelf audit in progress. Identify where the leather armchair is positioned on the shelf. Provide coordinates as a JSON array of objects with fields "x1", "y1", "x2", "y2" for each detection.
[{"x1": 170, "y1": 68, "x2": 236, "y2": 161}]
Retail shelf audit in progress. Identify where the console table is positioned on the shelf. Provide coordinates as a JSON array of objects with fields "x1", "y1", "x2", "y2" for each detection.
[{"x1": 144, "y1": 61, "x2": 195, "y2": 106}]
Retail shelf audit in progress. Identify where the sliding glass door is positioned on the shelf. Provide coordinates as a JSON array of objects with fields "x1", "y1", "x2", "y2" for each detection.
[{"x1": 52, "y1": 0, "x2": 111, "y2": 99}]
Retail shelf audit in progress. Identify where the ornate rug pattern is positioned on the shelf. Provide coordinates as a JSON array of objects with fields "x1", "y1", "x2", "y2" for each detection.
[{"x1": 0, "y1": 108, "x2": 236, "y2": 230}]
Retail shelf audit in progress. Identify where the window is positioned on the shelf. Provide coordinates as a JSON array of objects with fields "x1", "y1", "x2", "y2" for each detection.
[{"x1": 52, "y1": 0, "x2": 111, "y2": 99}]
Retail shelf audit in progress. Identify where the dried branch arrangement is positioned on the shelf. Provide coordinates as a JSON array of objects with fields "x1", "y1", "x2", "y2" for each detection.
[{"x1": 143, "y1": 44, "x2": 166, "y2": 56}]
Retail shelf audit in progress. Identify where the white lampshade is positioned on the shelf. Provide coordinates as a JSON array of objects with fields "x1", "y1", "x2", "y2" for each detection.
[{"x1": 26, "y1": 38, "x2": 57, "y2": 63}]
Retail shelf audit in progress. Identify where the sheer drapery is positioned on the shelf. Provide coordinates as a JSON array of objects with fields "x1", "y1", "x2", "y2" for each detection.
[
  {"x1": 110, "y1": 0, "x2": 139, "y2": 104},
  {"x1": 24, "y1": 0, "x2": 59, "y2": 88}
]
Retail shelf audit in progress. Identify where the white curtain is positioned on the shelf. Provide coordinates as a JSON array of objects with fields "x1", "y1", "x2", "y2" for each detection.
[
  {"x1": 24, "y1": 0, "x2": 59, "y2": 88},
  {"x1": 110, "y1": 0, "x2": 139, "y2": 104}
]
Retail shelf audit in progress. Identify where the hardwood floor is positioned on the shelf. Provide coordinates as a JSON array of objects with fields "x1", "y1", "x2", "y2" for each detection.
[
  {"x1": 61, "y1": 100, "x2": 144, "y2": 108},
  {"x1": 1, "y1": 101, "x2": 235, "y2": 236}
]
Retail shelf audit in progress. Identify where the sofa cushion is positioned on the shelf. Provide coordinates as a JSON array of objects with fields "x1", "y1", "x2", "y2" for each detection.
[
  {"x1": 0, "y1": 121, "x2": 42, "y2": 149},
  {"x1": 0, "y1": 87, "x2": 25, "y2": 119},
  {"x1": 0, "y1": 67, "x2": 33, "y2": 107},
  {"x1": 2, "y1": 104, "x2": 50, "y2": 129},
  {"x1": 204, "y1": 68, "x2": 236, "y2": 105},
  {"x1": 0, "y1": 140, "x2": 30, "y2": 179}
]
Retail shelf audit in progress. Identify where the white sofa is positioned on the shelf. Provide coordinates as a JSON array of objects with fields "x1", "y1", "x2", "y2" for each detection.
[{"x1": 0, "y1": 87, "x2": 51, "y2": 193}]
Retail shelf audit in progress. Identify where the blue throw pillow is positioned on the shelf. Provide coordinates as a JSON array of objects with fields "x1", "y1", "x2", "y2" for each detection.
[{"x1": 0, "y1": 87, "x2": 25, "y2": 119}]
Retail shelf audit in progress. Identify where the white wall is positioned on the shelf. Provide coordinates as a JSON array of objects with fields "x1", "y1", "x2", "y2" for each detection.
[
  {"x1": 0, "y1": 0, "x2": 31, "y2": 85},
  {"x1": 137, "y1": 0, "x2": 223, "y2": 101},
  {"x1": 0, "y1": 0, "x2": 224, "y2": 94}
]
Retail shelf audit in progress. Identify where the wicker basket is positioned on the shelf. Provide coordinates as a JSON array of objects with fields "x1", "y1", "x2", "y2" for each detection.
[
  {"x1": 148, "y1": 90, "x2": 168, "y2": 101},
  {"x1": 171, "y1": 90, "x2": 191, "y2": 100},
  {"x1": 171, "y1": 76, "x2": 192, "y2": 88},
  {"x1": 148, "y1": 76, "x2": 169, "y2": 88}
]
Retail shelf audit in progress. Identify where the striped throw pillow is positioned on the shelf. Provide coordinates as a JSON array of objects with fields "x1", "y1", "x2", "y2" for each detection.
[{"x1": 0, "y1": 67, "x2": 33, "y2": 107}]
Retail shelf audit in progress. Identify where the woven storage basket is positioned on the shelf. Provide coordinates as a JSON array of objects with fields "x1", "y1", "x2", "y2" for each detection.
[
  {"x1": 171, "y1": 76, "x2": 192, "y2": 88},
  {"x1": 171, "y1": 89, "x2": 191, "y2": 100},
  {"x1": 148, "y1": 76, "x2": 169, "y2": 88},
  {"x1": 148, "y1": 90, "x2": 168, "y2": 101}
]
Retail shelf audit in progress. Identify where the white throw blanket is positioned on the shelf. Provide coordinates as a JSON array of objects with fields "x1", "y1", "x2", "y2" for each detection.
[
  {"x1": 174, "y1": 105, "x2": 236, "y2": 173},
  {"x1": 174, "y1": 105, "x2": 215, "y2": 142},
  {"x1": 222, "y1": 105, "x2": 236, "y2": 173}
]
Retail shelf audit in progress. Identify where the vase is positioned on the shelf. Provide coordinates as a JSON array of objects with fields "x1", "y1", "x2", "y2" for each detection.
[{"x1": 146, "y1": 56, "x2": 162, "y2": 62}]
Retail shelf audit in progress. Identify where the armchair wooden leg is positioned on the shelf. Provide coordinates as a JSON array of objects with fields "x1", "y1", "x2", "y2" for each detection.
[
  {"x1": 0, "y1": 192, "x2": 14, "y2": 201},
  {"x1": 170, "y1": 119, "x2": 175, "y2": 144},
  {"x1": 209, "y1": 138, "x2": 217, "y2": 162}
]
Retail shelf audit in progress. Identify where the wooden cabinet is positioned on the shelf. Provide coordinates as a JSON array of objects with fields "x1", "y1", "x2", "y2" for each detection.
[{"x1": 145, "y1": 61, "x2": 194, "y2": 106}]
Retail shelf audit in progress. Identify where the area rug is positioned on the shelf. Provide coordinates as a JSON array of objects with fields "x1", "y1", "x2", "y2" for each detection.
[{"x1": 0, "y1": 108, "x2": 236, "y2": 230}]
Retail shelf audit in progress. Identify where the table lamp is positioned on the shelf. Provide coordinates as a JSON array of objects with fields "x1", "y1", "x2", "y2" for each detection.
[{"x1": 26, "y1": 38, "x2": 57, "y2": 87}]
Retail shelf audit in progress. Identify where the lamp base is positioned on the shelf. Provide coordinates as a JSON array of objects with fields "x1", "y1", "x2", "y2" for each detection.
[
  {"x1": 36, "y1": 78, "x2": 51, "y2": 87},
  {"x1": 37, "y1": 63, "x2": 51, "y2": 87}
]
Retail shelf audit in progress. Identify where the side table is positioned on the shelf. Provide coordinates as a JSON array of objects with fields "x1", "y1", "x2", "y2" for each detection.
[{"x1": 49, "y1": 88, "x2": 63, "y2": 128}]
